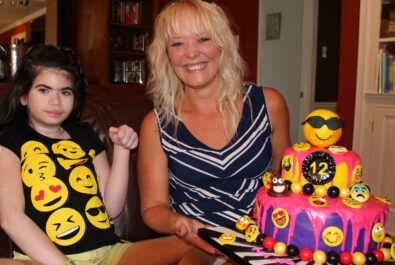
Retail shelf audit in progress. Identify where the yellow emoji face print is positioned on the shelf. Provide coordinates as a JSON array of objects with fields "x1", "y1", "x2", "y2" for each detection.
[
  {"x1": 342, "y1": 197, "x2": 362, "y2": 209},
  {"x1": 371, "y1": 223, "x2": 385, "y2": 243},
  {"x1": 21, "y1": 154, "x2": 56, "y2": 187},
  {"x1": 293, "y1": 142, "x2": 311, "y2": 151},
  {"x1": 52, "y1": 140, "x2": 86, "y2": 159},
  {"x1": 309, "y1": 196, "x2": 327, "y2": 207},
  {"x1": 262, "y1": 172, "x2": 273, "y2": 189},
  {"x1": 282, "y1": 154, "x2": 293, "y2": 175},
  {"x1": 46, "y1": 208, "x2": 86, "y2": 246},
  {"x1": 245, "y1": 224, "x2": 260, "y2": 243},
  {"x1": 352, "y1": 164, "x2": 363, "y2": 183},
  {"x1": 271, "y1": 208, "x2": 289, "y2": 228},
  {"x1": 20, "y1": 141, "x2": 49, "y2": 161},
  {"x1": 219, "y1": 233, "x2": 236, "y2": 244},
  {"x1": 31, "y1": 177, "x2": 68, "y2": 212},
  {"x1": 302, "y1": 109, "x2": 344, "y2": 147},
  {"x1": 350, "y1": 184, "x2": 370, "y2": 203},
  {"x1": 85, "y1": 196, "x2": 110, "y2": 229},
  {"x1": 236, "y1": 215, "x2": 254, "y2": 231},
  {"x1": 69, "y1": 166, "x2": 98, "y2": 194},
  {"x1": 322, "y1": 226, "x2": 343, "y2": 247}
]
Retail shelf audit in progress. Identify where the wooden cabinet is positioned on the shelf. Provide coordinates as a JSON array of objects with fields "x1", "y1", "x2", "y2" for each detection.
[
  {"x1": 61, "y1": 0, "x2": 158, "y2": 99},
  {"x1": 354, "y1": 0, "x2": 395, "y2": 234}
]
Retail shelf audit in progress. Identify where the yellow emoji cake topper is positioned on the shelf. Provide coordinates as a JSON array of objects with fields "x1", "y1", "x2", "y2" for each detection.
[{"x1": 302, "y1": 109, "x2": 345, "y2": 147}]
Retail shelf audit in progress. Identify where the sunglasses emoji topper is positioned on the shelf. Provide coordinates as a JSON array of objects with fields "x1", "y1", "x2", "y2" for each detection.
[{"x1": 302, "y1": 109, "x2": 345, "y2": 147}]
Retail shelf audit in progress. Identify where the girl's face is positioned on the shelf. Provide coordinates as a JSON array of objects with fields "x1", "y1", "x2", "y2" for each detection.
[
  {"x1": 20, "y1": 67, "x2": 74, "y2": 130},
  {"x1": 167, "y1": 11, "x2": 221, "y2": 92}
]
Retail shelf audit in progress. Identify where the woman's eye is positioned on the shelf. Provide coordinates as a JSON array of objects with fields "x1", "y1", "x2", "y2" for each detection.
[
  {"x1": 170, "y1": 42, "x2": 183, "y2": 47},
  {"x1": 199, "y1": 37, "x2": 211, "y2": 42}
]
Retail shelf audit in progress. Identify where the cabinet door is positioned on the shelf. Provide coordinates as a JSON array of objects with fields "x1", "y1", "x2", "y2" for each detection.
[{"x1": 368, "y1": 106, "x2": 395, "y2": 234}]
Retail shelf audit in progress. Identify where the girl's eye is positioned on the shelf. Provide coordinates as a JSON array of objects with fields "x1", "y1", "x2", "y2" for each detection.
[
  {"x1": 38, "y1": 88, "x2": 49, "y2": 93},
  {"x1": 61, "y1": 90, "x2": 73, "y2": 96}
]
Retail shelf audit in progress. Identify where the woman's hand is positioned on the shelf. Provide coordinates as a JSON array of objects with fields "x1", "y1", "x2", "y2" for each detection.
[
  {"x1": 109, "y1": 125, "x2": 138, "y2": 150},
  {"x1": 174, "y1": 216, "x2": 218, "y2": 255}
]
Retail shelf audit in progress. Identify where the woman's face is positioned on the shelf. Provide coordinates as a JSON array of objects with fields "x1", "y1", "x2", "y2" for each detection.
[{"x1": 166, "y1": 11, "x2": 221, "y2": 91}]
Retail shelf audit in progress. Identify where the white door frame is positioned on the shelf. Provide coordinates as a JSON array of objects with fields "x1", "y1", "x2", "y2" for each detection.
[{"x1": 257, "y1": 0, "x2": 318, "y2": 141}]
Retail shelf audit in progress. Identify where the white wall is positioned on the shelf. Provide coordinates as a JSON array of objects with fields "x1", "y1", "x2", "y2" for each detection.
[{"x1": 257, "y1": 0, "x2": 307, "y2": 144}]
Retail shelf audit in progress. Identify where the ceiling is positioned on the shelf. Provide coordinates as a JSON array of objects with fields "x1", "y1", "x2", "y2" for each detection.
[{"x1": 0, "y1": 0, "x2": 46, "y2": 34}]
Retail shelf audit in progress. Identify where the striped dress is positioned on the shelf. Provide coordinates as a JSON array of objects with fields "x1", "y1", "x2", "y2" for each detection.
[{"x1": 155, "y1": 84, "x2": 273, "y2": 226}]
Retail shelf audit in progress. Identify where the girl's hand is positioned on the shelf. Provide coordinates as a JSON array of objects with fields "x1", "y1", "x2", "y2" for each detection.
[
  {"x1": 109, "y1": 125, "x2": 138, "y2": 150},
  {"x1": 174, "y1": 216, "x2": 218, "y2": 255}
]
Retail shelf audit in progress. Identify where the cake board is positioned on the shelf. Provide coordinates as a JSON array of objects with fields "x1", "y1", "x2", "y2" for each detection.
[
  {"x1": 198, "y1": 226, "x2": 395, "y2": 265},
  {"x1": 198, "y1": 225, "x2": 309, "y2": 265}
]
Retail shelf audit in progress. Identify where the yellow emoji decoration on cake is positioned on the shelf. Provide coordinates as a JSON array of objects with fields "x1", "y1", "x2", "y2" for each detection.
[
  {"x1": 271, "y1": 208, "x2": 289, "y2": 228},
  {"x1": 372, "y1": 222, "x2": 385, "y2": 243},
  {"x1": 322, "y1": 226, "x2": 344, "y2": 247},
  {"x1": 302, "y1": 109, "x2": 345, "y2": 148},
  {"x1": 236, "y1": 215, "x2": 254, "y2": 231},
  {"x1": 245, "y1": 224, "x2": 260, "y2": 243}
]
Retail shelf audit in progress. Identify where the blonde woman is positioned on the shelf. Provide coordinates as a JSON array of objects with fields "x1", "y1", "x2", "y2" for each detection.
[{"x1": 138, "y1": 0, "x2": 291, "y2": 263}]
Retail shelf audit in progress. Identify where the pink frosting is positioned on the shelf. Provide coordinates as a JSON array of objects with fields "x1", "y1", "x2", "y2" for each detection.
[{"x1": 256, "y1": 187, "x2": 389, "y2": 253}]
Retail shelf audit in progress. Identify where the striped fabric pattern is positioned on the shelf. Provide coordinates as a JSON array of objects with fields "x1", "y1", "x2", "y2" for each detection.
[{"x1": 155, "y1": 84, "x2": 273, "y2": 226}]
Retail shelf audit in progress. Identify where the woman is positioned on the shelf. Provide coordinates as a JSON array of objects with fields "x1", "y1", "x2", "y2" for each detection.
[{"x1": 138, "y1": 0, "x2": 291, "y2": 263}]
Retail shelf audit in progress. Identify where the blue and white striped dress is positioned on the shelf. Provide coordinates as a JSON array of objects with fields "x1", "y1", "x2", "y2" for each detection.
[{"x1": 155, "y1": 84, "x2": 273, "y2": 226}]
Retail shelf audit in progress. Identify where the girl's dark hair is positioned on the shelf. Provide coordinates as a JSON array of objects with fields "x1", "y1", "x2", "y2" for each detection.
[{"x1": 0, "y1": 45, "x2": 88, "y2": 132}]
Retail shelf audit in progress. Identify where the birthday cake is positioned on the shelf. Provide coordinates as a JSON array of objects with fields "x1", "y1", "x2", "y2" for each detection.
[{"x1": 252, "y1": 109, "x2": 392, "y2": 263}]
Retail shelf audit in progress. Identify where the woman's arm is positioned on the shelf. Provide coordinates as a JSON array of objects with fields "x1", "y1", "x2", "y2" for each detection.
[
  {"x1": 0, "y1": 147, "x2": 71, "y2": 265},
  {"x1": 264, "y1": 87, "x2": 291, "y2": 172},
  {"x1": 137, "y1": 111, "x2": 216, "y2": 254},
  {"x1": 94, "y1": 125, "x2": 138, "y2": 218}
]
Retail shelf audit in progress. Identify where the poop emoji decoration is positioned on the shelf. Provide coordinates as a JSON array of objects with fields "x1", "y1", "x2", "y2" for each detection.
[{"x1": 267, "y1": 173, "x2": 290, "y2": 197}]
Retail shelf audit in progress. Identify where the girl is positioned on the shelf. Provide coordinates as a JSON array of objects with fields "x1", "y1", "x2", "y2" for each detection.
[{"x1": 0, "y1": 45, "x2": 191, "y2": 265}]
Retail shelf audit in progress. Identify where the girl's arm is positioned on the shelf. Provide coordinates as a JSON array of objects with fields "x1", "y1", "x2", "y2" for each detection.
[
  {"x1": 0, "y1": 146, "x2": 71, "y2": 265},
  {"x1": 137, "y1": 111, "x2": 216, "y2": 255},
  {"x1": 264, "y1": 87, "x2": 291, "y2": 172},
  {"x1": 94, "y1": 124, "x2": 138, "y2": 218}
]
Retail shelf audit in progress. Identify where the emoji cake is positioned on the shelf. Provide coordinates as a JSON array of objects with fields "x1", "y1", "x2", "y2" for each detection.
[{"x1": 252, "y1": 109, "x2": 391, "y2": 262}]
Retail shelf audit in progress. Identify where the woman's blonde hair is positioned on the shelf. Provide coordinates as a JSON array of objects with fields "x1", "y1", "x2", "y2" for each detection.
[{"x1": 147, "y1": 0, "x2": 247, "y2": 138}]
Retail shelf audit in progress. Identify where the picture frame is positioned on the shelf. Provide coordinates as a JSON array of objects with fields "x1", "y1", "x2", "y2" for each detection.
[
  {"x1": 133, "y1": 33, "x2": 147, "y2": 51},
  {"x1": 124, "y1": 1, "x2": 142, "y2": 24},
  {"x1": 265, "y1": 13, "x2": 281, "y2": 40}
]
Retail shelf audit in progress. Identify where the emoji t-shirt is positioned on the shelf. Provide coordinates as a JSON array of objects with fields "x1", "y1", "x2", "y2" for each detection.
[{"x1": 0, "y1": 123, "x2": 120, "y2": 254}]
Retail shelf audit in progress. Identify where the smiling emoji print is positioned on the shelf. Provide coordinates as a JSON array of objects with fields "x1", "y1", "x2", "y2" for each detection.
[
  {"x1": 85, "y1": 196, "x2": 110, "y2": 229},
  {"x1": 69, "y1": 166, "x2": 98, "y2": 195},
  {"x1": 31, "y1": 177, "x2": 68, "y2": 212},
  {"x1": 46, "y1": 208, "x2": 86, "y2": 246},
  {"x1": 322, "y1": 226, "x2": 343, "y2": 247},
  {"x1": 20, "y1": 141, "x2": 49, "y2": 161},
  {"x1": 271, "y1": 208, "x2": 289, "y2": 229}
]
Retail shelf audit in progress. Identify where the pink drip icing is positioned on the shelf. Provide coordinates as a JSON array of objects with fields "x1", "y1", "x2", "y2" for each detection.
[{"x1": 256, "y1": 188, "x2": 389, "y2": 253}]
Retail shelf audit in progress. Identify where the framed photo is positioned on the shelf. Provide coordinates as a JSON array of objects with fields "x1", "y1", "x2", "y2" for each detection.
[
  {"x1": 266, "y1": 13, "x2": 281, "y2": 40},
  {"x1": 133, "y1": 33, "x2": 147, "y2": 51},
  {"x1": 124, "y1": 1, "x2": 142, "y2": 24}
]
